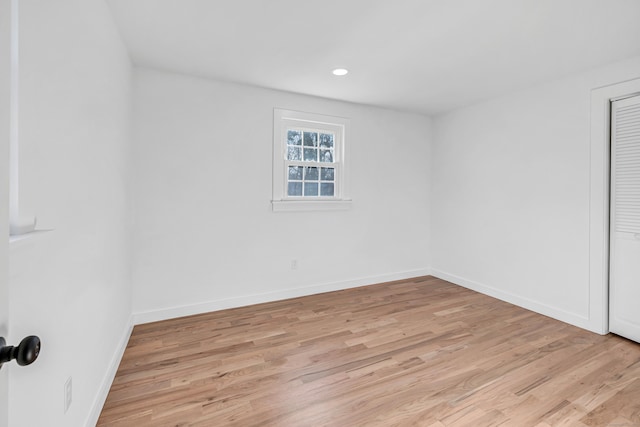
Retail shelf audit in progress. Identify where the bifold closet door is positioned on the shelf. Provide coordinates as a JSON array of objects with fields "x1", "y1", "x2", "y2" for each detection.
[{"x1": 610, "y1": 94, "x2": 640, "y2": 343}]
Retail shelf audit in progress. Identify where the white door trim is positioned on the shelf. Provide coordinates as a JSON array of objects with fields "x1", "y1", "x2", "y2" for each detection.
[
  {"x1": 0, "y1": 0, "x2": 11, "y2": 424},
  {"x1": 589, "y1": 77, "x2": 640, "y2": 334}
]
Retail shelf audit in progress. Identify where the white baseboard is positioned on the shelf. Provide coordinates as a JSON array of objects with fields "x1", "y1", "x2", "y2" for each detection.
[
  {"x1": 133, "y1": 268, "x2": 432, "y2": 325},
  {"x1": 85, "y1": 316, "x2": 134, "y2": 427},
  {"x1": 430, "y1": 268, "x2": 597, "y2": 333}
]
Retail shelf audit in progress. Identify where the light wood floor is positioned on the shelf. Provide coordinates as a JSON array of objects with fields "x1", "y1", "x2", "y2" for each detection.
[{"x1": 98, "y1": 276, "x2": 640, "y2": 426}]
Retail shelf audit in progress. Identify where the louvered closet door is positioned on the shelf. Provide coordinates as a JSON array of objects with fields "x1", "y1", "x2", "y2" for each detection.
[{"x1": 610, "y1": 94, "x2": 640, "y2": 343}]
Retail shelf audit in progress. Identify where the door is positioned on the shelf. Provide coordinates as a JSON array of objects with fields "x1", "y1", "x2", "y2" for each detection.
[
  {"x1": 0, "y1": 0, "x2": 12, "y2": 424},
  {"x1": 610, "y1": 94, "x2": 640, "y2": 343}
]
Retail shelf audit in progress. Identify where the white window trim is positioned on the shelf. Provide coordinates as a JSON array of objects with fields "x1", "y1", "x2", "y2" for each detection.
[{"x1": 272, "y1": 108, "x2": 352, "y2": 212}]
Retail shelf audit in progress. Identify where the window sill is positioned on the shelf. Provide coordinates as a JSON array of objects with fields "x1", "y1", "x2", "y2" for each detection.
[
  {"x1": 271, "y1": 199, "x2": 352, "y2": 212},
  {"x1": 9, "y1": 229, "x2": 53, "y2": 244}
]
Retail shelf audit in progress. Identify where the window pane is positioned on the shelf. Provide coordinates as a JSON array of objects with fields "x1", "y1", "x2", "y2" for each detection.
[
  {"x1": 303, "y1": 132, "x2": 318, "y2": 147},
  {"x1": 320, "y1": 183, "x2": 335, "y2": 196},
  {"x1": 287, "y1": 146, "x2": 301, "y2": 160},
  {"x1": 304, "y1": 182, "x2": 318, "y2": 196},
  {"x1": 288, "y1": 166, "x2": 303, "y2": 180},
  {"x1": 287, "y1": 130, "x2": 302, "y2": 146},
  {"x1": 288, "y1": 182, "x2": 302, "y2": 196},
  {"x1": 304, "y1": 167, "x2": 319, "y2": 180},
  {"x1": 320, "y1": 167, "x2": 334, "y2": 181},
  {"x1": 319, "y1": 149, "x2": 333, "y2": 163},
  {"x1": 304, "y1": 148, "x2": 317, "y2": 161},
  {"x1": 319, "y1": 133, "x2": 334, "y2": 149}
]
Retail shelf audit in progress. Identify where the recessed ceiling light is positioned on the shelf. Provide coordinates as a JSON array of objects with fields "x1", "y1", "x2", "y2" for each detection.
[{"x1": 332, "y1": 68, "x2": 349, "y2": 76}]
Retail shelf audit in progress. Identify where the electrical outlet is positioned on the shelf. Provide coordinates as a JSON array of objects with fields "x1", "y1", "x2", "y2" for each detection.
[
  {"x1": 291, "y1": 259, "x2": 298, "y2": 270},
  {"x1": 64, "y1": 377, "x2": 72, "y2": 413}
]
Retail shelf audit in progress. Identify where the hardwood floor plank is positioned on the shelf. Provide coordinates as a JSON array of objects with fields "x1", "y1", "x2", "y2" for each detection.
[{"x1": 98, "y1": 276, "x2": 640, "y2": 426}]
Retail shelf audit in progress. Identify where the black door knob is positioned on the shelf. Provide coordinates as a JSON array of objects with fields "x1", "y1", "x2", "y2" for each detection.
[{"x1": 0, "y1": 336, "x2": 41, "y2": 369}]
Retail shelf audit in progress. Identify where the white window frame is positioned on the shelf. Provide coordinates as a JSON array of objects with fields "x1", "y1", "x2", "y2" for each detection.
[{"x1": 272, "y1": 108, "x2": 351, "y2": 212}]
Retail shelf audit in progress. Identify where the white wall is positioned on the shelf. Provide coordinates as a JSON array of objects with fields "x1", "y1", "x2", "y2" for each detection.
[
  {"x1": 131, "y1": 68, "x2": 432, "y2": 322},
  {"x1": 8, "y1": 1, "x2": 132, "y2": 426},
  {"x1": 431, "y1": 55, "x2": 640, "y2": 333}
]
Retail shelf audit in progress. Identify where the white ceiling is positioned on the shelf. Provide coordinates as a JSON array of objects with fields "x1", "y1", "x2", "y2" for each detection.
[{"x1": 106, "y1": 0, "x2": 640, "y2": 115}]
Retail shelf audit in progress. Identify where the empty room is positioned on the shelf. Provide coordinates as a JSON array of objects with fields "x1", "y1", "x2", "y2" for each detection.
[{"x1": 1, "y1": 0, "x2": 640, "y2": 426}]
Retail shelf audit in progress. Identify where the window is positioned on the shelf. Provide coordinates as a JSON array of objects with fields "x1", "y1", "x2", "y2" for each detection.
[
  {"x1": 272, "y1": 109, "x2": 351, "y2": 212},
  {"x1": 285, "y1": 130, "x2": 335, "y2": 197}
]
